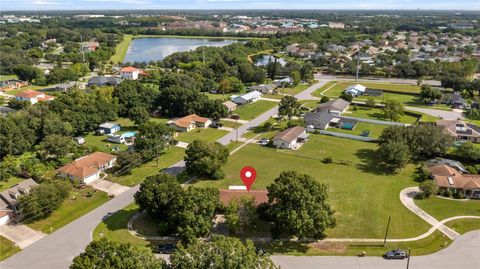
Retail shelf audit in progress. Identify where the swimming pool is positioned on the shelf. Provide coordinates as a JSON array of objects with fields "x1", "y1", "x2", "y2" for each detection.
[{"x1": 122, "y1": 131, "x2": 137, "y2": 138}]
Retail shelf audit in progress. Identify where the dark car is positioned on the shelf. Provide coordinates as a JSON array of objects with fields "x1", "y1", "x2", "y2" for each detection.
[
  {"x1": 230, "y1": 114, "x2": 240, "y2": 120},
  {"x1": 154, "y1": 244, "x2": 177, "y2": 254},
  {"x1": 384, "y1": 249, "x2": 408, "y2": 259}
]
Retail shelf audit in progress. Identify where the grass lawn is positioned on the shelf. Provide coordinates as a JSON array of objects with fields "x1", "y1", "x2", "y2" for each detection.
[
  {"x1": 414, "y1": 196, "x2": 480, "y2": 220},
  {"x1": 257, "y1": 230, "x2": 451, "y2": 256},
  {"x1": 204, "y1": 92, "x2": 231, "y2": 101},
  {"x1": 109, "y1": 146, "x2": 185, "y2": 186},
  {"x1": 276, "y1": 84, "x2": 309, "y2": 95},
  {"x1": 93, "y1": 203, "x2": 152, "y2": 248},
  {"x1": 345, "y1": 107, "x2": 420, "y2": 124},
  {"x1": 111, "y1": 34, "x2": 133, "y2": 64},
  {"x1": 312, "y1": 81, "x2": 338, "y2": 98},
  {"x1": 194, "y1": 135, "x2": 431, "y2": 239},
  {"x1": 329, "y1": 122, "x2": 387, "y2": 139},
  {"x1": 0, "y1": 176, "x2": 24, "y2": 192},
  {"x1": 0, "y1": 236, "x2": 20, "y2": 261},
  {"x1": 27, "y1": 187, "x2": 109, "y2": 234},
  {"x1": 0, "y1": 75, "x2": 18, "y2": 81},
  {"x1": 83, "y1": 133, "x2": 129, "y2": 153},
  {"x1": 299, "y1": 100, "x2": 320, "y2": 110},
  {"x1": 6, "y1": 84, "x2": 53, "y2": 95},
  {"x1": 176, "y1": 128, "x2": 228, "y2": 144},
  {"x1": 445, "y1": 218, "x2": 480, "y2": 234},
  {"x1": 220, "y1": 120, "x2": 242, "y2": 129},
  {"x1": 235, "y1": 100, "x2": 277, "y2": 120}
]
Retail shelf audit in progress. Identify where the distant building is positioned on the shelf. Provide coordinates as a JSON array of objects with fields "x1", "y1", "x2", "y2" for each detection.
[
  {"x1": 15, "y1": 90, "x2": 54, "y2": 104},
  {"x1": 222, "y1": 101, "x2": 237, "y2": 112},
  {"x1": 97, "y1": 122, "x2": 121, "y2": 135},
  {"x1": 436, "y1": 120, "x2": 480, "y2": 143},
  {"x1": 344, "y1": 84, "x2": 366, "y2": 97},
  {"x1": 82, "y1": 41, "x2": 100, "y2": 52},
  {"x1": 316, "y1": 99, "x2": 350, "y2": 116},
  {"x1": 328, "y1": 22, "x2": 345, "y2": 29},
  {"x1": 167, "y1": 114, "x2": 211, "y2": 132},
  {"x1": 249, "y1": 84, "x2": 276, "y2": 94},
  {"x1": 231, "y1": 91, "x2": 262, "y2": 105},
  {"x1": 0, "y1": 79, "x2": 28, "y2": 92},
  {"x1": 87, "y1": 76, "x2": 122, "y2": 87},
  {"x1": 119, "y1": 67, "x2": 141, "y2": 80}
]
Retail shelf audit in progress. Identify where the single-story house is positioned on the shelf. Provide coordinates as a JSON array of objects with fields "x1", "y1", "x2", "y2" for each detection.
[
  {"x1": 57, "y1": 151, "x2": 117, "y2": 184},
  {"x1": 73, "y1": 137, "x2": 85, "y2": 145},
  {"x1": 15, "y1": 90, "x2": 54, "y2": 104},
  {"x1": 436, "y1": 120, "x2": 480, "y2": 143},
  {"x1": 426, "y1": 158, "x2": 468, "y2": 174},
  {"x1": 97, "y1": 122, "x2": 121, "y2": 135},
  {"x1": 82, "y1": 41, "x2": 99, "y2": 52},
  {"x1": 231, "y1": 91, "x2": 262, "y2": 105},
  {"x1": 449, "y1": 92, "x2": 467, "y2": 109},
  {"x1": 0, "y1": 106, "x2": 15, "y2": 117},
  {"x1": 304, "y1": 111, "x2": 336, "y2": 130},
  {"x1": 344, "y1": 84, "x2": 366, "y2": 97},
  {"x1": 272, "y1": 126, "x2": 309, "y2": 149},
  {"x1": 55, "y1": 81, "x2": 77, "y2": 91},
  {"x1": 273, "y1": 77, "x2": 293, "y2": 87},
  {"x1": 167, "y1": 114, "x2": 211, "y2": 132},
  {"x1": 0, "y1": 178, "x2": 39, "y2": 218},
  {"x1": 0, "y1": 80, "x2": 29, "y2": 92},
  {"x1": 87, "y1": 76, "x2": 122, "y2": 87},
  {"x1": 120, "y1": 67, "x2": 141, "y2": 80},
  {"x1": 249, "y1": 84, "x2": 277, "y2": 94},
  {"x1": 219, "y1": 189, "x2": 268, "y2": 206},
  {"x1": 427, "y1": 164, "x2": 480, "y2": 199},
  {"x1": 222, "y1": 101, "x2": 237, "y2": 112},
  {"x1": 316, "y1": 99, "x2": 350, "y2": 116}
]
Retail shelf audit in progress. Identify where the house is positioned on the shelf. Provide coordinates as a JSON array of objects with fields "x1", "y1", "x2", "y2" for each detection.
[
  {"x1": 222, "y1": 101, "x2": 237, "y2": 112},
  {"x1": 119, "y1": 67, "x2": 141, "y2": 80},
  {"x1": 231, "y1": 91, "x2": 262, "y2": 105},
  {"x1": 272, "y1": 126, "x2": 309, "y2": 149},
  {"x1": 427, "y1": 164, "x2": 480, "y2": 199},
  {"x1": 97, "y1": 122, "x2": 121, "y2": 135},
  {"x1": 436, "y1": 120, "x2": 480, "y2": 143},
  {"x1": 304, "y1": 111, "x2": 336, "y2": 130},
  {"x1": 167, "y1": 114, "x2": 211, "y2": 132},
  {"x1": 87, "y1": 76, "x2": 122, "y2": 87},
  {"x1": 0, "y1": 79, "x2": 28, "y2": 92},
  {"x1": 0, "y1": 211, "x2": 10, "y2": 226},
  {"x1": 328, "y1": 22, "x2": 345, "y2": 29},
  {"x1": 316, "y1": 99, "x2": 350, "y2": 116},
  {"x1": 0, "y1": 106, "x2": 15, "y2": 117},
  {"x1": 425, "y1": 158, "x2": 469, "y2": 174},
  {"x1": 0, "y1": 178, "x2": 38, "y2": 218},
  {"x1": 57, "y1": 152, "x2": 117, "y2": 184},
  {"x1": 82, "y1": 41, "x2": 100, "y2": 52},
  {"x1": 55, "y1": 82, "x2": 77, "y2": 91},
  {"x1": 344, "y1": 84, "x2": 366, "y2": 97},
  {"x1": 249, "y1": 84, "x2": 277, "y2": 94},
  {"x1": 73, "y1": 137, "x2": 85, "y2": 145},
  {"x1": 219, "y1": 189, "x2": 268, "y2": 206},
  {"x1": 449, "y1": 92, "x2": 467, "y2": 109},
  {"x1": 273, "y1": 77, "x2": 293, "y2": 87},
  {"x1": 15, "y1": 90, "x2": 54, "y2": 104}
]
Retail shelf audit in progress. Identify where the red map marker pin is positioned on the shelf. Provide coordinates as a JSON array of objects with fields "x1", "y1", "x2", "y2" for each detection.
[{"x1": 240, "y1": 166, "x2": 256, "y2": 191}]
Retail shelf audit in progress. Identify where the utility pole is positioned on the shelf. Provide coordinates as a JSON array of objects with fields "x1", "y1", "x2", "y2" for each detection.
[
  {"x1": 383, "y1": 216, "x2": 391, "y2": 247},
  {"x1": 406, "y1": 248, "x2": 411, "y2": 269},
  {"x1": 355, "y1": 55, "x2": 360, "y2": 82}
]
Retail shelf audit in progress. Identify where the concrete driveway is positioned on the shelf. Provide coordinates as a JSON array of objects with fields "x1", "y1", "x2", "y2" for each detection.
[
  {"x1": 0, "y1": 224, "x2": 45, "y2": 249},
  {"x1": 88, "y1": 179, "x2": 130, "y2": 196},
  {"x1": 404, "y1": 106, "x2": 463, "y2": 120}
]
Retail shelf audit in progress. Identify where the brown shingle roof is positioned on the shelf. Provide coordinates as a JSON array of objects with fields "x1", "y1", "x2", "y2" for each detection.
[
  {"x1": 171, "y1": 114, "x2": 210, "y2": 128},
  {"x1": 15, "y1": 90, "x2": 43, "y2": 98},
  {"x1": 273, "y1": 126, "x2": 306, "y2": 143},
  {"x1": 428, "y1": 164, "x2": 480, "y2": 190},
  {"x1": 222, "y1": 101, "x2": 237, "y2": 110},
  {"x1": 57, "y1": 164, "x2": 98, "y2": 179},
  {"x1": 73, "y1": 151, "x2": 116, "y2": 168}
]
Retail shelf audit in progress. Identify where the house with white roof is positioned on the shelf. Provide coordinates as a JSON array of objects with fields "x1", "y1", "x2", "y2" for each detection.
[
  {"x1": 344, "y1": 84, "x2": 366, "y2": 97},
  {"x1": 231, "y1": 91, "x2": 262, "y2": 105}
]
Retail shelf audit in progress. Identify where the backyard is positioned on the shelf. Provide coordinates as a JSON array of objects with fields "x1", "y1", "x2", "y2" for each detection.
[
  {"x1": 194, "y1": 134, "x2": 431, "y2": 239},
  {"x1": 235, "y1": 100, "x2": 278, "y2": 120},
  {"x1": 328, "y1": 121, "x2": 387, "y2": 139}
]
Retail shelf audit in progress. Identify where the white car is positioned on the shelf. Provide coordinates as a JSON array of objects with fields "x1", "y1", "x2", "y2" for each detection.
[{"x1": 259, "y1": 138, "x2": 269, "y2": 145}]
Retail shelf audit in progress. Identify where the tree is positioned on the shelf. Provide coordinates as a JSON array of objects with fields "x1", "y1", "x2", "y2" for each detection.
[
  {"x1": 381, "y1": 99, "x2": 404, "y2": 122},
  {"x1": 339, "y1": 92, "x2": 353, "y2": 102},
  {"x1": 36, "y1": 134, "x2": 75, "y2": 161},
  {"x1": 419, "y1": 181, "x2": 439, "y2": 198},
  {"x1": 320, "y1": 96, "x2": 330, "y2": 103},
  {"x1": 71, "y1": 239, "x2": 166, "y2": 269},
  {"x1": 278, "y1": 95, "x2": 301, "y2": 121},
  {"x1": 12, "y1": 64, "x2": 43, "y2": 83},
  {"x1": 218, "y1": 77, "x2": 245, "y2": 94},
  {"x1": 265, "y1": 171, "x2": 336, "y2": 239},
  {"x1": 377, "y1": 140, "x2": 411, "y2": 171},
  {"x1": 291, "y1": 71, "x2": 301, "y2": 86},
  {"x1": 170, "y1": 235, "x2": 277, "y2": 269},
  {"x1": 420, "y1": 85, "x2": 443, "y2": 104},
  {"x1": 18, "y1": 181, "x2": 70, "y2": 222},
  {"x1": 184, "y1": 140, "x2": 229, "y2": 179},
  {"x1": 134, "y1": 121, "x2": 172, "y2": 161},
  {"x1": 134, "y1": 173, "x2": 182, "y2": 220},
  {"x1": 455, "y1": 142, "x2": 480, "y2": 162},
  {"x1": 129, "y1": 106, "x2": 150, "y2": 125},
  {"x1": 224, "y1": 196, "x2": 257, "y2": 234},
  {"x1": 365, "y1": 97, "x2": 376, "y2": 108}
]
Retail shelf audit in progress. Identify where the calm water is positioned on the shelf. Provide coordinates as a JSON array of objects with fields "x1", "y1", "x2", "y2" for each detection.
[
  {"x1": 123, "y1": 37, "x2": 238, "y2": 63},
  {"x1": 254, "y1": 55, "x2": 287, "y2": 67}
]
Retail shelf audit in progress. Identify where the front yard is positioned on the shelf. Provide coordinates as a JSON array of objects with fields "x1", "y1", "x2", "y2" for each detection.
[
  {"x1": 235, "y1": 100, "x2": 278, "y2": 120},
  {"x1": 26, "y1": 187, "x2": 109, "y2": 234},
  {"x1": 414, "y1": 196, "x2": 480, "y2": 220},
  {"x1": 0, "y1": 236, "x2": 20, "y2": 261},
  {"x1": 194, "y1": 135, "x2": 431, "y2": 239},
  {"x1": 176, "y1": 128, "x2": 228, "y2": 144}
]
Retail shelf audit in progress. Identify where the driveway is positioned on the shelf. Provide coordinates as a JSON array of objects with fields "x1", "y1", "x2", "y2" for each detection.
[
  {"x1": 0, "y1": 224, "x2": 46, "y2": 249},
  {"x1": 404, "y1": 106, "x2": 463, "y2": 120},
  {"x1": 88, "y1": 179, "x2": 130, "y2": 196}
]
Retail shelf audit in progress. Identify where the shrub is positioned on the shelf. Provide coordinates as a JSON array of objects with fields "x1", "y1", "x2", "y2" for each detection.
[
  {"x1": 419, "y1": 180, "x2": 439, "y2": 198},
  {"x1": 322, "y1": 156, "x2": 333, "y2": 164},
  {"x1": 320, "y1": 96, "x2": 330, "y2": 103}
]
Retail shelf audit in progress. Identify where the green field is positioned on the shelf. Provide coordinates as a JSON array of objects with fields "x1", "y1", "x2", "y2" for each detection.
[
  {"x1": 0, "y1": 75, "x2": 18, "y2": 81},
  {"x1": 111, "y1": 34, "x2": 133, "y2": 64},
  {"x1": 220, "y1": 120, "x2": 242, "y2": 129},
  {"x1": 204, "y1": 92, "x2": 231, "y2": 101},
  {"x1": 176, "y1": 128, "x2": 228, "y2": 144},
  {"x1": 235, "y1": 100, "x2": 277, "y2": 120},
  {"x1": 109, "y1": 146, "x2": 185, "y2": 187},
  {"x1": 445, "y1": 218, "x2": 480, "y2": 234},
  {"x1": 258, "y1": 230, "x2": 451, "y2": 256},
  {"x1": 276, "y1": 84, "x2": 309, "y2": 95},
  {"x1": 194, "y1": 135, "x2": 430, "y2": 239},
  {"x1": 0, "y1": 236, "x2": 20, "y2": 261},
  {"x1": 0, "y1": 176, "x2": 24, "y2": 192},
  {"x1": 27, "y1": 187, "x2": 109, "y2": 233},
  {"x1": 312, "y1": 81, "x2": 338, "y2": 98},
  {"x1": 415, "y1": 196, "x2": 480, "y2": 220}
]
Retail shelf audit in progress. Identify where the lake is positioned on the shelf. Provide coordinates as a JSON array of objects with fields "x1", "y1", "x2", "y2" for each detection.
[
  {"x1": 254, "y1": 54, "x2": 287, "y2": 67},
  {"x1": 123, "y1": 37, "x2": 238, "y2": 63}
]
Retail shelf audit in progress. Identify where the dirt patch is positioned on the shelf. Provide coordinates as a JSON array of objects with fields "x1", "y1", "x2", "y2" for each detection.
[{"x1": 309, "y1": 241, "x2": 348, "y2": 254}]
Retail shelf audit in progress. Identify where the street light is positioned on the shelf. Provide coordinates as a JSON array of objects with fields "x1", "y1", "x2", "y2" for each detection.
[{"x1": 406, "y1": 248, "x2": 411, "y2": 269}]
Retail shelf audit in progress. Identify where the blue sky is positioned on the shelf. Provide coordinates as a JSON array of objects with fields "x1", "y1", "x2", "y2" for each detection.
[{"x1": 2, "y1": 0, "x2": 480, "y2": 11}]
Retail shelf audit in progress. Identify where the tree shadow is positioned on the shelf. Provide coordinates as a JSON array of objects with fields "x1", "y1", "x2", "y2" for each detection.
[
  {"x1": 255, "y1": 240, "x2": 310, "y2": 254},
  {"x1": 354, "y1": 148, "x2": 395, "y2": 176}
]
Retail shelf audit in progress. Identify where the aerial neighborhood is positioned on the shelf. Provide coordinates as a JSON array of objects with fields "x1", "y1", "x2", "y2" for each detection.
[{"x1": 0, "y1": 8, "x2": 479, "y2": 269}]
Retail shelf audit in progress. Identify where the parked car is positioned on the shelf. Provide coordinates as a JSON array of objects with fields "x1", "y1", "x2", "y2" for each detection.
[
  {"x1": 211, "y1": 122, "x2": 224, "y2": 128},
  {"x1": 384, "y1": 249, "x2": 408, "y2": 259},
  {"x1": 230, "y1": 114, "x2": 240, "y2": 120},
  {"x1": 259, "y1": 138, "x2": 269, "y2": 146},
  {"x1": 153, "y1": 244, "x2": 177, "y2": 254}
]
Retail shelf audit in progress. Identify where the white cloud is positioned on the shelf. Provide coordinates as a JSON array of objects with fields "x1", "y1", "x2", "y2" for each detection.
[{"x1": 26, "y1": 0, "x2": 62, "y2": 4}]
